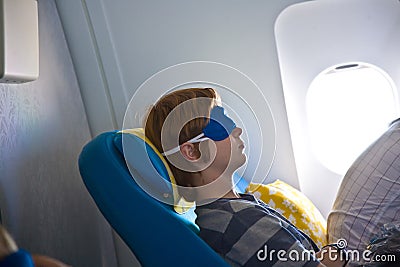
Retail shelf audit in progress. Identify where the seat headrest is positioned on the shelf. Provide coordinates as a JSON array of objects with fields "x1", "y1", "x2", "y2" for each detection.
[{"x1": 114, "y1": 128, "x2": 194, "y2": 214}]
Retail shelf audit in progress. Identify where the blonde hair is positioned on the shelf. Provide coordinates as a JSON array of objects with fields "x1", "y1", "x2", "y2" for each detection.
[
  {"x1": 0, "y1": 225, "x2": 18, "y2": 260},
  {"x1": 144, "y1": 88, "x2": 219, "y2": 189}
]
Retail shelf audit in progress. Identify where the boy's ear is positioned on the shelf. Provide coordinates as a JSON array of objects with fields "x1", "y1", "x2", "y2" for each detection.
[{"x1": 180, "y1": 143, "x2": 200, "y2": 161}]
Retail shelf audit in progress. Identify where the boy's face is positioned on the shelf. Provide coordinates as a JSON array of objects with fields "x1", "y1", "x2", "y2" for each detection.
[{"x1": 209, "y1": 127, "x2": 247, "y2": 176}]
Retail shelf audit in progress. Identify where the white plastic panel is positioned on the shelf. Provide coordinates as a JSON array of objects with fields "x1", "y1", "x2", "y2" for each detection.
[
  {"x1": 0, "y1": 0, "x2": 39, "y2": 83},
  {"x1": 275, "y1": 0, "x2": 400, "y2": 217}
]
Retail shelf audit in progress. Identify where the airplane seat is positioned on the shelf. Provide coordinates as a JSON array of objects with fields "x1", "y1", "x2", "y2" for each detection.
[
  {"x1": 0, "y1": 250, "x2": 34, "y2": 267},
  {"x1": 78, "y1": 130, "x2": 231, "y2": 267}
]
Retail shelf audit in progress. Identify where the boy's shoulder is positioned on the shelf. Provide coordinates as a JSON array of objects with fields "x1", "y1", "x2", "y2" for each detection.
[{"x1": 195, "y1": 193, "x2": 270, "y2": 218}]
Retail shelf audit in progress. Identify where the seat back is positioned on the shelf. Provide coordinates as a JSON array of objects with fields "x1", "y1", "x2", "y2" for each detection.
[
  {"x1": 0, "y1": 250, "x2": 33, "y2": 267},
  {"x1": 78, "y1": 131, "x2": 230, "y2": 267}
]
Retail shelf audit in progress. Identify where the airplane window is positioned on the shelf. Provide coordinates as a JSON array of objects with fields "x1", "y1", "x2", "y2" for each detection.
[{"x1": 306, "y1": 63, "x2": 399, "y2": 175}]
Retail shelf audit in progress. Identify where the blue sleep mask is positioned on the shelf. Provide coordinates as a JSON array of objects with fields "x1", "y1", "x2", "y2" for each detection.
[
  {"x1": 162, "y1": 105, "x2": 236, "y2": 156},
  {"x1": 203, "y1": 105, "x2": 236, "y2": 141}
]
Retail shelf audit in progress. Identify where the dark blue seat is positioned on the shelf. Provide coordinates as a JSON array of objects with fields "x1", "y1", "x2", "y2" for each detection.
[
  {"x1": 0, "y1": 250, "x2": 33, "y2": 267},
  {"x1": 78, "y1": 131, "x2": 231, "y2": 267}
]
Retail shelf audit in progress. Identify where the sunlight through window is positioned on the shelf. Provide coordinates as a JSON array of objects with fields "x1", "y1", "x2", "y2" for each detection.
[{"x1": 306, "y1": 63, "x2": 399, "y2": 175}]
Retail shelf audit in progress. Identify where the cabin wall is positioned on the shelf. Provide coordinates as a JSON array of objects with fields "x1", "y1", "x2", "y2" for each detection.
[{"x1": 0, "y1": 0, "x2": 116, "y2": 266}]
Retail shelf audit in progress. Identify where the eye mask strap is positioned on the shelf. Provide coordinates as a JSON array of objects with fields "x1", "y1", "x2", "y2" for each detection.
[
  {"x1": 161, "y1": 133, "x2": 210, "y2": 156},
  {"x1": 187, "y1": 133, "x2": 210, "y2": 144}
]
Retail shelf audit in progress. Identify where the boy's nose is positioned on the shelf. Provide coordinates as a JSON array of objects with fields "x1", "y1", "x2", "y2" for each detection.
[{"x1": 232, "y1": 127, "x2": 242, "y2": 137}]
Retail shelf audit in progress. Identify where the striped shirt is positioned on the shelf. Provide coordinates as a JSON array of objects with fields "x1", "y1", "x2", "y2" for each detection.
[
  {"x1": 195, "y1": 194, "x2": 320, "y2": 267},
  {"x1": 327, "y1": 119, "x2": 400, "y2": 264}
]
